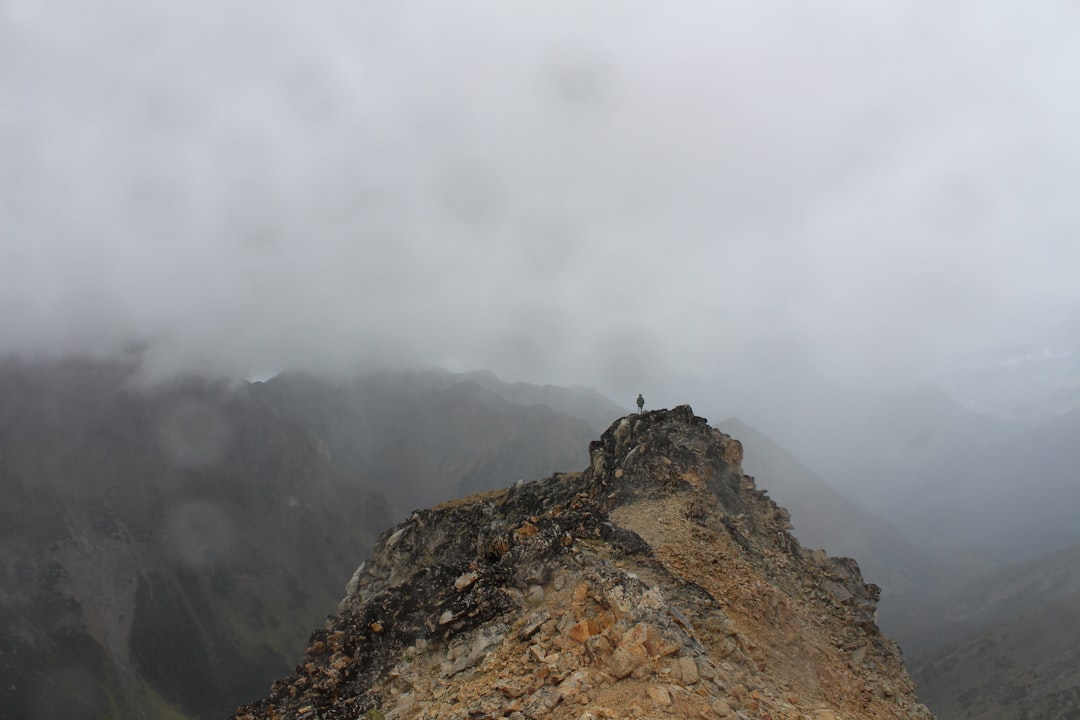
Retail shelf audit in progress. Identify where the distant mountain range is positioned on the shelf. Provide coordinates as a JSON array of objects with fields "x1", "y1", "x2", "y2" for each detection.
[
  {"x1": 3, "y1": 356, "x2": 1077, "y2": 720},
  {"x1": 779, "y1": 383, "x2": 1080, "y2": 561},
  {"x1": 249, "y1": 368, "x2": 624, "y2": 515},
  {"x1": 0, "y1": 357, "x2": 622, "y2": 720}
]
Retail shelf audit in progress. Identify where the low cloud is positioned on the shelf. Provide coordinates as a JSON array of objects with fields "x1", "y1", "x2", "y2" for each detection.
[{"x1": 2, "y1": 0, "x2": 1077, "y2": 411}]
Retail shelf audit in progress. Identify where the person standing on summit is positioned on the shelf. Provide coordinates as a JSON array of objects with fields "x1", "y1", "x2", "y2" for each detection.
[{"x1": 636, "y1": 394, "x2": 644, "y2": 413}]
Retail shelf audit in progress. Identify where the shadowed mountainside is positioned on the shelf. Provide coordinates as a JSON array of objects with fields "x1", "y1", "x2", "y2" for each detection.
[
  {"x1": 0, "y1": 358, "x2": 389, "y2": 719},
  {"x1": 912, "y1": 592, "x2": 1080, "y2": 719},
  {"x1": 0, "y1": 357, "x2": 611, "y2": 720},
  {"x1": 907, "y1": 541, "x2": 1080, "y2": 719}
]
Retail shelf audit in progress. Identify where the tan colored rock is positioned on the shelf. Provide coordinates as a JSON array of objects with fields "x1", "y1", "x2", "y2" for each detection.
[
  {"x1": 557, "y1": 669, "x2": 590, "y2": 700},
  {"x1": 568, "y1": 619, "x2": 600, "y2": 643},
  {"x1": 712, "y1": 698, "x2": 734, "y2": 716},
  {"x1": 850, "y1": 645, "x2": 867, "y2": 665},
  {"x1": 646, "y1": 685, "x2": 672, "y2": 706},
  {"x1": 620, "y1": 622, "x2": 681, "y2": 659},
  {"x1": 525, "y1": 584, "x2": 544, "y2": 605},
  {"x1": 454, "y1": 571, "x2": 478, "y2": 591},
  {"x1": 497, "y1": 681, "x2": 526, "y2": 699},
  {"x1": 522, "y1": 686, "x2": 561, "y2": 719},
  {"x1": 675, "y1": 656, "x2": 700, "y2": 684},
  {"x1": 607, "y1": 647, "x2": 640, "y2": 679}
]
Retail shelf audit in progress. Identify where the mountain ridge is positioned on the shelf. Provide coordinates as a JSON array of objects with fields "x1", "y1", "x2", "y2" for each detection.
[
  {"x1": 235, "y1": 406, "x2": 932, "y2": 720},
  {"x1": 714, "y1": 417, "x2": 939, "y2": 601}
]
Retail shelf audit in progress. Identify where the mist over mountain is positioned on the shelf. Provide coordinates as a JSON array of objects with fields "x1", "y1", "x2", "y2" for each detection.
[
  {"x1": 4, "y1": 356, "x2": 1079, "y2": 719},
  {"x1": 2, "y1": 1, "x2": 1079, "y2": 719},
  {"x1": 0, "y1": 357, "x2": 384, "y2": 719},
  {"x1": 0, "y1": 357, "x2": 614, "y2": 719},
  {"x1": 948, "y1": 347, "x2": 1080, "y2": 425},
  {"x1": 761, "y1": 384, "x2": 1080, "y2": 562},
  {"x1": 2, "y1": 0, "x2": 1079, "y2": 407}
]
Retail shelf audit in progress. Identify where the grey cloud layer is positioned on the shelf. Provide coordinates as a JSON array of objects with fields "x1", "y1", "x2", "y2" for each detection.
[{"x1": 2, "y1": 0, "x2": 1078, "y2": 400}]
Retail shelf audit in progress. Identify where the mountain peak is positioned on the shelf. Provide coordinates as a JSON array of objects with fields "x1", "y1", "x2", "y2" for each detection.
[{"x1": 234, "y1": 406, "x2": 932, "y2": 720}]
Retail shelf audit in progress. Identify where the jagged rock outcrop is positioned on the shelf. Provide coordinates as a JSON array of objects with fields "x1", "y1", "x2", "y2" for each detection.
[{"x1": 235, "y1": 406, "x2": 933, "y2": 720}]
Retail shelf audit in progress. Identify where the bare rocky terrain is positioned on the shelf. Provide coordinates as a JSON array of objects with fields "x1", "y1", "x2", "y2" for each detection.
[{"x1": 235, "y1": 407, "x2": 933, "y2": 720}]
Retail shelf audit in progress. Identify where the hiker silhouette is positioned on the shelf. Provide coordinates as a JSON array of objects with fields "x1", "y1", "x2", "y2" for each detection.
[{"x1": 636, "y1": 394, "x2": 644, "y2": 413}]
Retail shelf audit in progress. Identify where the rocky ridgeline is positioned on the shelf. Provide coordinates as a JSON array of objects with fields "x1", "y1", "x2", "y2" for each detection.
[{"x1": 234, "y1": 406, "x2": 933, "y2": 720}]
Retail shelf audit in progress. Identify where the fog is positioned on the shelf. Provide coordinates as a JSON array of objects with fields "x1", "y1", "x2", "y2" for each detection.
[
  {"x1": 2, "y1": 0, "x2": 1079, "y2": 421},
  {"x1": 5, "y1": 8, "x2": 1080, "y2": 718}
]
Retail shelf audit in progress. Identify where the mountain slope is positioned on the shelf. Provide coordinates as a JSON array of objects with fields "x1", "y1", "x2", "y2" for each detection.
[
  {"x1": 714, "y1": 418, "x2": 938, "y2": 603},
  {"x1": 912, "y1": 593, "x2": 1080, "y2": 719},
  {"x1": 0, "y1": 357, "x2": 612, "y2": 720},
  {"x1": 716, "y1": 397, "x2": 1080, "y2": 720},
  {"x1": 897, "y1": 540, "x2": 1080, "y2": 658},
  {"x1": 0, "y1": 357, "x2": 389, "y2": 719},
  {"x1": 906, "y1": 541, "x2": 1080, "y2": 719},
  {"x1": 235, "y1": 407, "x2": 933, "y2": 720}
]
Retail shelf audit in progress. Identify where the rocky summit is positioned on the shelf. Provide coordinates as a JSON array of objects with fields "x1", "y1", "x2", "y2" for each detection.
[{"x1": 234, "y1": 406, "x2": 933, "y2": 720}]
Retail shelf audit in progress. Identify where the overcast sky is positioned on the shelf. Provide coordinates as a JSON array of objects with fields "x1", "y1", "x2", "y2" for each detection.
[{"x1": 2, "y1": 0, "x2": 1078, "y2": 416}]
